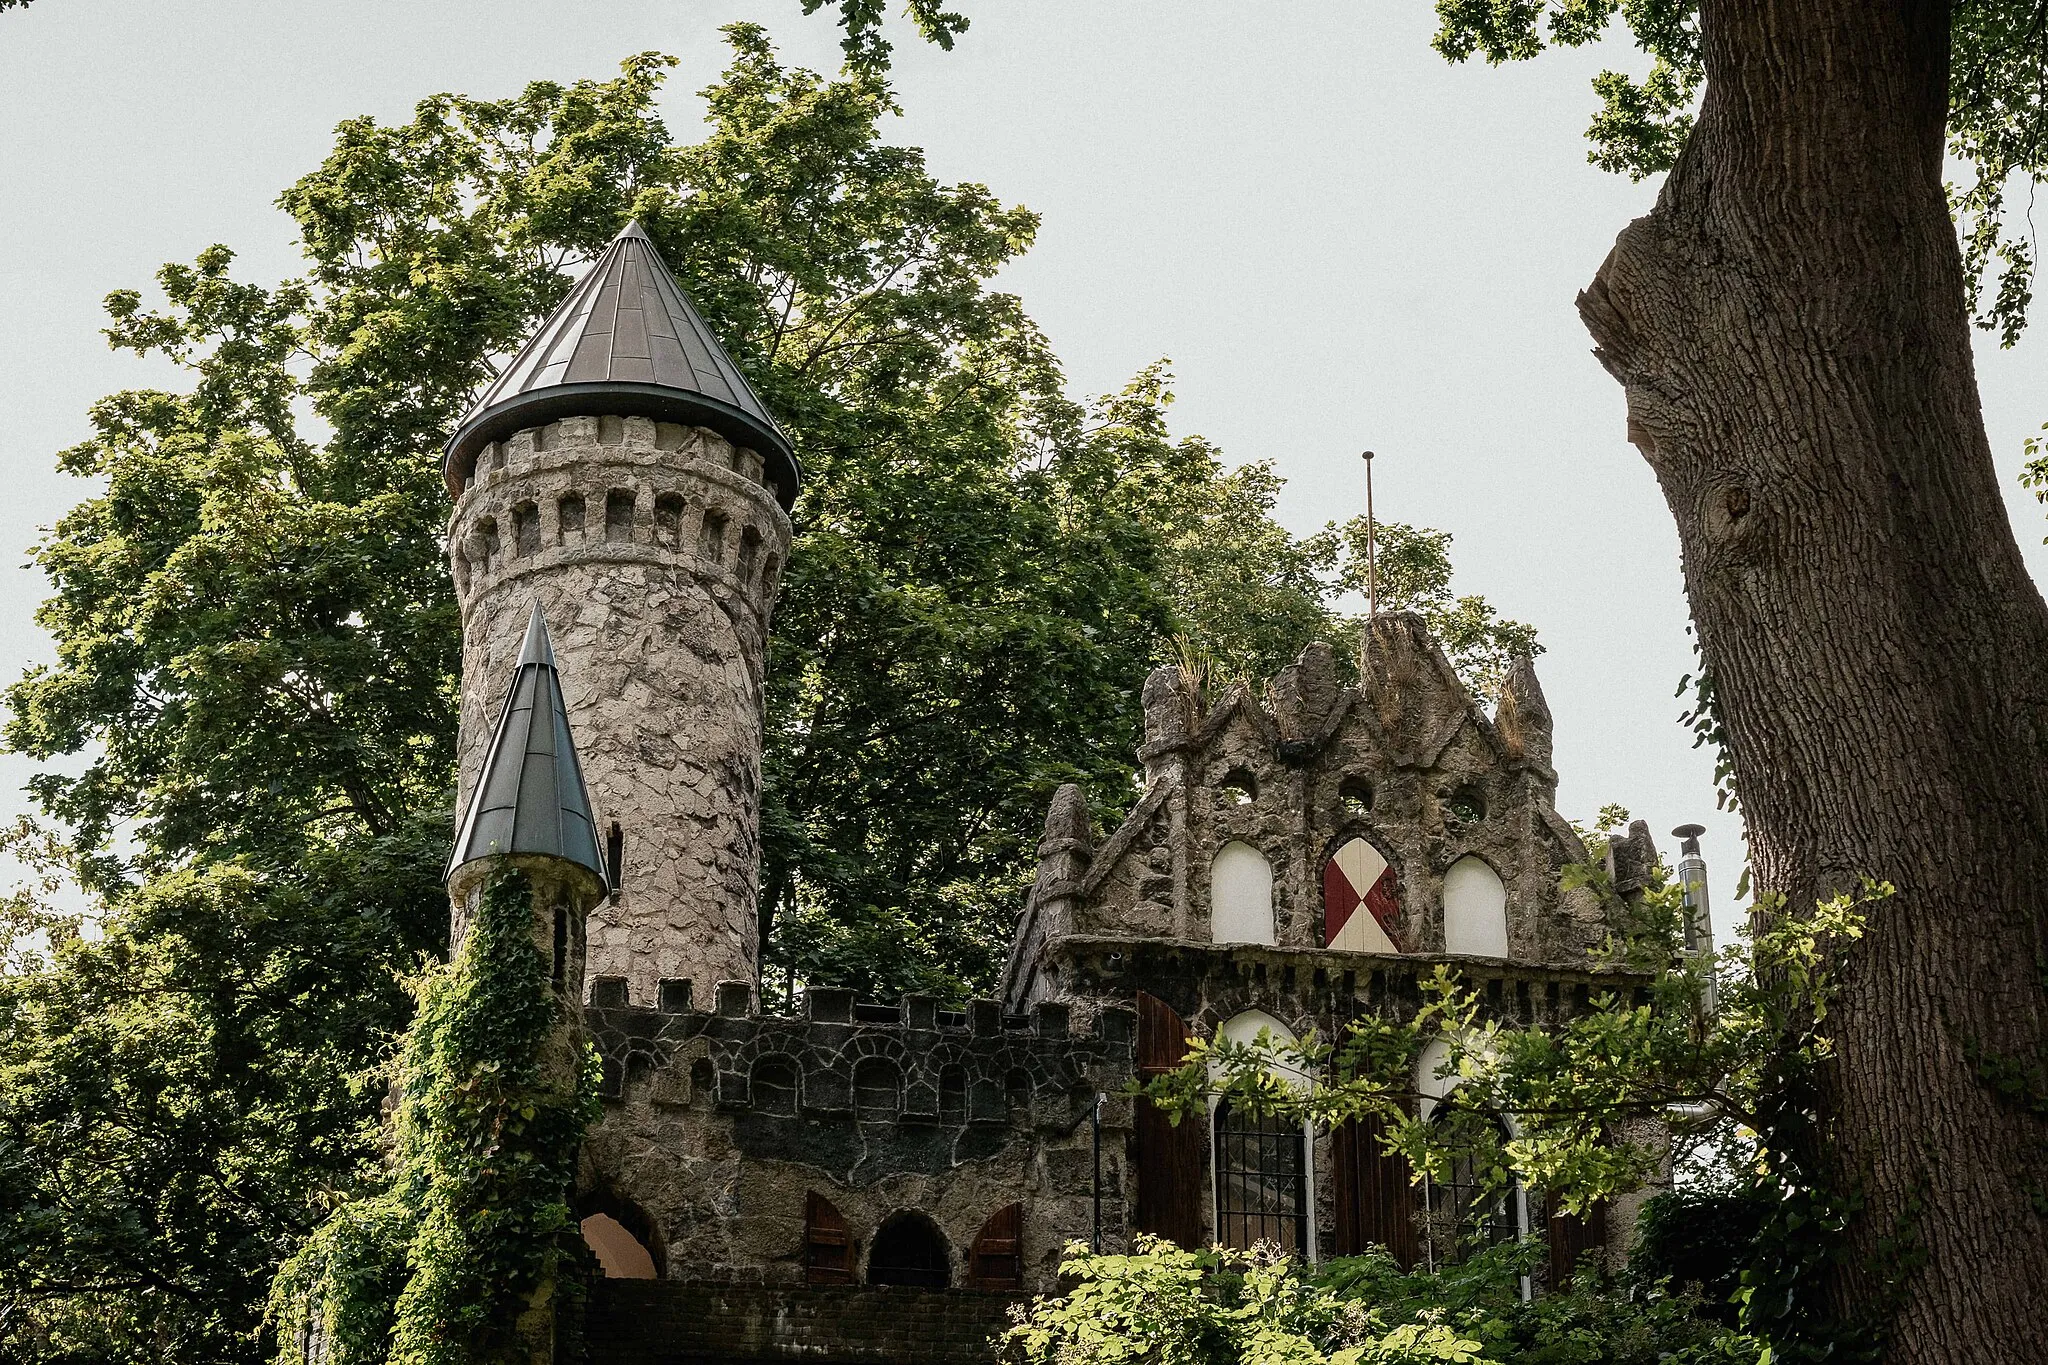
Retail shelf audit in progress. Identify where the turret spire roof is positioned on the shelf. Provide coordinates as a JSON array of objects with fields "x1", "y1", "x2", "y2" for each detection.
[
  {"x1": 447, "y1": 603, "x2": 607, "y2": 889},
  {"x1": 443, "y1": 219, "x2": 799, "y2": 508}
]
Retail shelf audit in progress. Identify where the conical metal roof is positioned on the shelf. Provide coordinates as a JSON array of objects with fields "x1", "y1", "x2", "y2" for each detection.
[
  {"x1": 447, "y1": 603, "x2": 608, "y2": 889},
  {"x1": 443, "y1": 220, "x2": 800, "y2": 509}
]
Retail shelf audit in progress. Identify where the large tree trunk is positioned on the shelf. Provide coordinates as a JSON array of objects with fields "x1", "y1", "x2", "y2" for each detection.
[{"x1": 1577, "y1": 0, "x2": 2048, "y2": 1355}]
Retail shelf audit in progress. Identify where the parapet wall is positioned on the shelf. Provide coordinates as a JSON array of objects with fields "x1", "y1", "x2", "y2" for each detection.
[{"x1": 579, "y1": 987, "x2": 1137, "y2": 1291}]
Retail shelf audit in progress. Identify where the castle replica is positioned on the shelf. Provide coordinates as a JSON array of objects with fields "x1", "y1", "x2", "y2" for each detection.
[{"x1": 440, "y1": 223, "x2": 1666, "y2": 1364}]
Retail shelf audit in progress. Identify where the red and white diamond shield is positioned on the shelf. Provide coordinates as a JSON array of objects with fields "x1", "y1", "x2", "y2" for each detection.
[{"x1": 1323, "y1": 838, "x2": 1402, "y2": 953}]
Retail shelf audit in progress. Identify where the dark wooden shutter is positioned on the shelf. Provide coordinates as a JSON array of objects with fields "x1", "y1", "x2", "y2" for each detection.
[
  {"x1": 967, "y1": 1202, "x2": 1024, "y2": 1290},
  {"x1": 1547, "y1": 1199, "x2": 1608, "y2": 1287},
  {"x1": 1134, "y1": 992, "x2": 1207, "y2": 1248},
  {"x1": 804, "y1": 1191, "x2": 854, "y2": 1284},
  {"x1": 1330, "y1": 1109, "x2": 1419, "y2": 1267}
]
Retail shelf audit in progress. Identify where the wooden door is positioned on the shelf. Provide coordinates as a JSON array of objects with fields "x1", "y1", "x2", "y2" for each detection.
[
  {"x1": 1330, "y1": 1109, "x2": 1420, "y2": 1267},
  {"x1": 968, "y1": 1202, "x2": 1024, "y2": 1290},
  {"x1": 1133, "y1": 992, "x2": 1207, "y2": 1248},
  {"x1": 803, "y1": 1191, "x2": 854, "y2": 1284}
]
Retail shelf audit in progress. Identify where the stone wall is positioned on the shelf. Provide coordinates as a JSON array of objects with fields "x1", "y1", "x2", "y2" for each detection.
[
  {"x1": 447, "y1": 415, "x2": 792, "y2": 1001},
  {"x1": 579, "y1": 989, "x2": 1137, "y2": 1293},
  {"x1": 582, "y1": 1281, "x2": 1022, "y2": 1365}
]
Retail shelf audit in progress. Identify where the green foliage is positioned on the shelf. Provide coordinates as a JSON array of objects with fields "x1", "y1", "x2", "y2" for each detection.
[
  {"x1": 1003, "y1": 1237, "x2": 1486, "y2": 1365},
  {"x1": 1630, "y1": 1185, "x2": 1771, "y2": 1326},
  {"x1": 0, "y1": 817, "x2": 446, "y2": 1363},
  {"x1": 270, "y1": 866, "x2": 601, "y2": 1365},
  {"x1": 1148, "y1": 878, "x2": 1891, "y2": 1356},
  {"x1": 1428, "y1": 0, "x2": 2048, "y2": 357},
  {"x1": 1004, "y1": 1238, "x2": 1737, "y2": 1365}
]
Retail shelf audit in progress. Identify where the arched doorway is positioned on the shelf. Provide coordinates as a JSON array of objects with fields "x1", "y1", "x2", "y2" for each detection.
[{"x1": 867, "y1": 1211, "x2": 950, "y2": 1288}]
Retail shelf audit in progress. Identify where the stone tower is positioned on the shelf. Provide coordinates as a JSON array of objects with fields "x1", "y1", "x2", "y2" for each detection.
[{"x1": 443, "y1": 220, "x2": 801, "y2": 1006}]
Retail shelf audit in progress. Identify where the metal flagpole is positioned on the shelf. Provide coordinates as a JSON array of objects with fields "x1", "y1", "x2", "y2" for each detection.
[{"x1": 1362, "y1": 450, "x2": 1378, "y2": 621}]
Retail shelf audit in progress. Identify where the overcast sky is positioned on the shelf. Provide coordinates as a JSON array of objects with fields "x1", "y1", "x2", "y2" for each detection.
[{"x1": 4, "y1": 0, "x2": 2044, "y2": 944}]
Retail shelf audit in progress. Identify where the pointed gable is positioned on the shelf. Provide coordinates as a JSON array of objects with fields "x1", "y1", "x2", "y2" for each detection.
[{"x1": 444, "y1": 220, "x2": 799, "y2": 507}]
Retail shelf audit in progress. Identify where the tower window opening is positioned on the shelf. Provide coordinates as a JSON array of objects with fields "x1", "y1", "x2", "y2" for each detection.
[
  {"x1": 476, "y1": 517, "x2": 500, "y2": 570},
  {"x1": 699, "y1": 509, "x2": 729, "y2": 565},
  {"x1": 736, "y1": 526, "x2": 762, "y2": 582},
  {"x1": 760, "y1": 553, "x2": 780, "y2": 594},
  {"x1": 1005, "y1": 1067, "x2": 1032, "y2": 1118},
  {"x1": 1213, "y1": 1099, "x2": 1309, "y2": 1255},
  {"x1": 551, "y1": 904, "x2": 568, "y2": 992},
  {"x1": 605, "y1": 489, "x2": 636, "y2": 542},
  {"x1": 558, "y1": 492, "x2": 585, "y2": 542},
  {"x1": 606, "y1": 822, "x2": 624, "y2": 903},
  {"x1": 867, "y1": 1212, "x2": 950, "y2": 1289},
  {"x1": 512, "y1": 502, "x2": 541, "y2": 557},
  {"x1": 1219, "y1": 768, "x2": 1257, "y2": 805},
  {"x1": 654, "y1": 493, "x2": 686, "y2": 549}
]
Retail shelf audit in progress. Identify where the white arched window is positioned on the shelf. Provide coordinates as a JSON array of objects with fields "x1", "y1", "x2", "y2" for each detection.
[
  {"x1": 1211, "y1": 1011, "x2": 1313, "y2": 1256},
  {"x1": 1210, "y1": 841, "x2": 1276, "y2": 945},
  {"x1": 1443, "y1": 856, "x2": 1509, "y2": 957}
]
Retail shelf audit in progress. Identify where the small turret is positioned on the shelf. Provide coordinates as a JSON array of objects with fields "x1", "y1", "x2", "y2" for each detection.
[{"x1": 447, "y1": 603, "x2": 608, "y2": 981}]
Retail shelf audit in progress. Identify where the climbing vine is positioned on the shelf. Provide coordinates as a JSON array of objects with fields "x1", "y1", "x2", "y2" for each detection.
[{"x1": 270, "y1": 866, "x2": 600, "y2": 1364}]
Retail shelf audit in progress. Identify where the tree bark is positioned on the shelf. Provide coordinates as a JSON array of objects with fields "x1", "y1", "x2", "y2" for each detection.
[{"x1": 1578, "y1": 1, "x2": 2048, "y2": 1354}]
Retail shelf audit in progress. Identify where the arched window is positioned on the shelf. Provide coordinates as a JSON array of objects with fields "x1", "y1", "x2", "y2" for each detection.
[
  {"x1": 1218, "y1": 767, "x2": 1258, "y2": 805},
  {"x1": 854, "y1": 1058, "x2": 900, "y2": 1122},
  {"x1": 1324, "y1": 838, "x2": 1401, "y2": 952},
  {"x1": 581, "y1": 1212, "x2": 658, "y2": 1279},
  {"x1": 1420, "y1": 1109, "x2": 1521, "y2": 1266},
  {"x1": 751, "y1": 1056, "x2": 798, "y2": 1116},
  {"x1": 1210, "y1": 841, "x2": 1276, "y2": 945},
  {"x1": 1338, "y1": 775, "x2": 1374, "y2": 817},
  {"x1": 867, "y1": 1212, "x2": 950, "y2": 1288},
  {"x1": 1443, "y1": 856, "x2": 1509, "y2": 957},
  {"x1": 1005, "y1": 1067, "x2": 1032, "y2": 1119},
  {"x1": 1211, "y1": 1011, "x2": 1312, "y2": 1255}
]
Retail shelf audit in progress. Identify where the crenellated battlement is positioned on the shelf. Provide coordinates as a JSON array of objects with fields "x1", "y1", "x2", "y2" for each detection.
[
  {"x1": 584, "y1": 984, "x2": 1136, "y2": 1135},
  {"x1": 449, "y1": 415, "x2": 789, "y2": 623}
]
